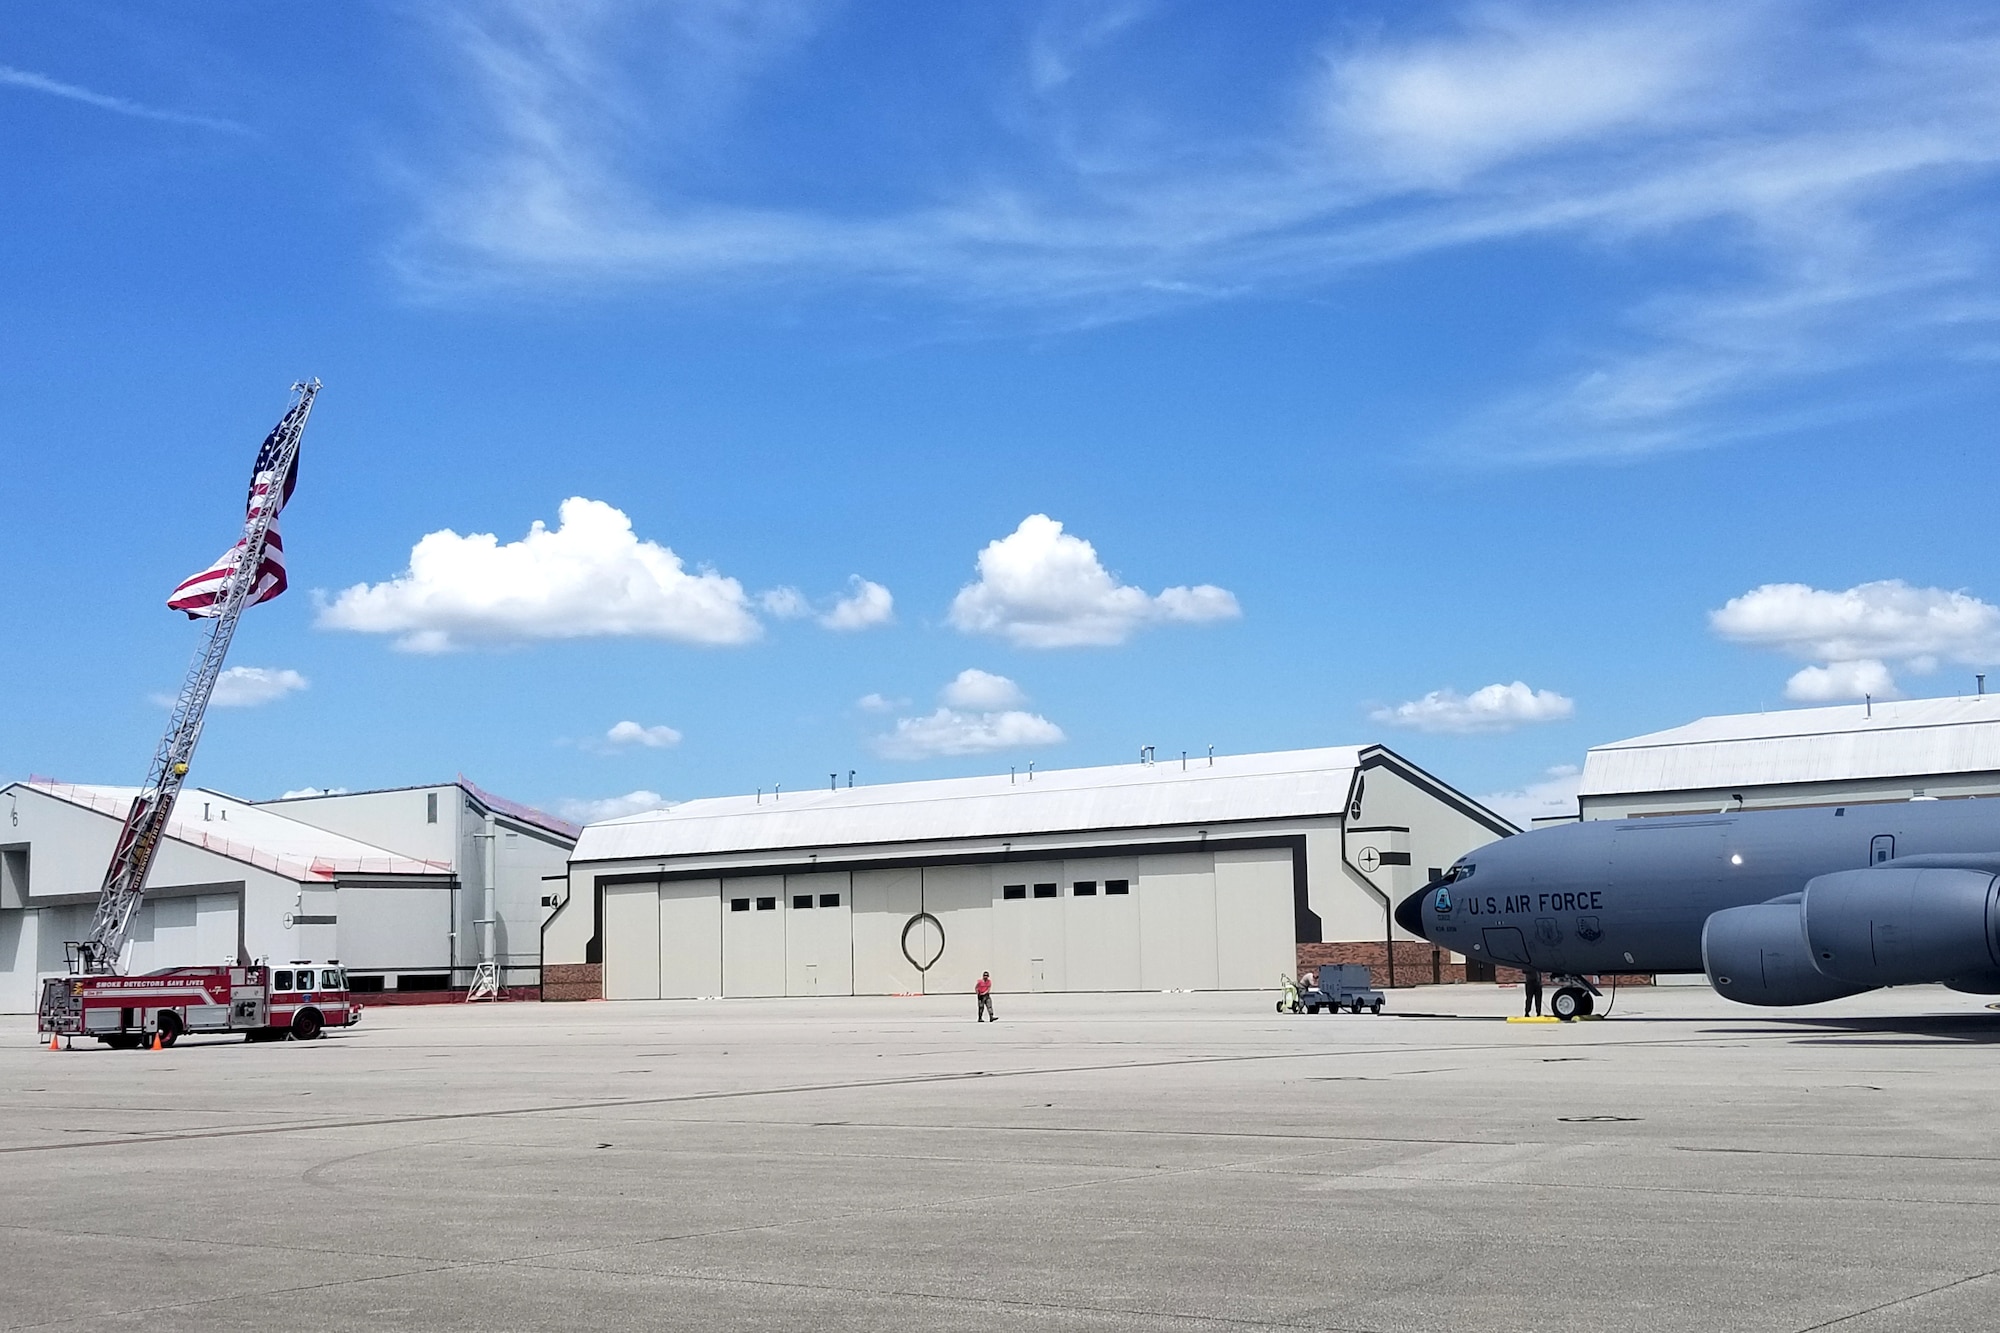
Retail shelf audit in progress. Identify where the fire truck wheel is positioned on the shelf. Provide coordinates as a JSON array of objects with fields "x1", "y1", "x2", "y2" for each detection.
[
  {"x1": 155, "y1": 1013, "x2": 182, "y2": 1048},
  {"x1": 291, "y1": 1008, "x2": 324, "y2": 1041}
]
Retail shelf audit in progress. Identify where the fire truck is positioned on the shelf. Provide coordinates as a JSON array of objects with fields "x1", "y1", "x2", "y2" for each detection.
[{"x1": 39, "y1": 961, "x2": 361, "y2": 1047}]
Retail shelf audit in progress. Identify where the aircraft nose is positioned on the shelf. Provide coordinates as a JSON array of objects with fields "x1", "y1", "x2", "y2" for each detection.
[{"x1": 1394, "y1": 886, "x2": 1429, "y2": 938}]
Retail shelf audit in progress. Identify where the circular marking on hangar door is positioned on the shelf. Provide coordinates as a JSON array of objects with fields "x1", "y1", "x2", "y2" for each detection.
[
  {"x1": 1356, "y1": 846, "x2": 1381, "y2": 873},
  {"x1": 901, "y1": 912, "x2": 945, "y2": 972}
]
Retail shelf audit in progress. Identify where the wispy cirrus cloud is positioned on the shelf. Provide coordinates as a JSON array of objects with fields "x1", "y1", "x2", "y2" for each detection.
[
  {"x1": 0, "y1": 64, "x2": 248, "y2": 133},
  {"x1": 397, "y1": 3, "x2": 2000, "y2": 462}
]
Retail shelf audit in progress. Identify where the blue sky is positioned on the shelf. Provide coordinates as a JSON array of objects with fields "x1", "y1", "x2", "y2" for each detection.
[{"x1": 7, "y1": 1, "x2": 2000, "y2": 826}]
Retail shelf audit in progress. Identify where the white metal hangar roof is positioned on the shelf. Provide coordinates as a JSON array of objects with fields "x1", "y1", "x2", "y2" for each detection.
[
  {"x1": 22, "y1": 781, "x2": 451, "y2": 881},
  {"x1": 574, "y1": 746, "x2": 1417, "y2": 862},
  {"x1": 1580, "y1": 695, "x2": 2000, "y2": 797}
]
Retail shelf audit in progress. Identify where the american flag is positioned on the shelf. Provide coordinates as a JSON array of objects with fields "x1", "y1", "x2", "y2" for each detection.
[{"x1": 166, "y1": 417, "x2": 301, "y2": 618}]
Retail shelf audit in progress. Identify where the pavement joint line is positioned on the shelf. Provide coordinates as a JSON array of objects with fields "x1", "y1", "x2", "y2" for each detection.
[
  {"x1": 0, "y1": 1218, "x2": 467, "y2": 1271},
  {"x1": 1789, "y1": 1266, "x2": 2000, "y2": 1331},
  {"x1": 1238, "y1": 1165, "x2": 2000, "y2": 1211},
  {"x1": 0, "y1": 1037, "x2": 1673, "y2": 1156},
  {"x1": 5, "y1": 1259, "x2": 482, "y2": 1332},
  {"x1": 496, "y1": 1257, "x2": 1393, "y2": 1333}
]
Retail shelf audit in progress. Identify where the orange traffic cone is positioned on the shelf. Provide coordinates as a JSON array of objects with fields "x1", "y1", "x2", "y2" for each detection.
[
  {"x1": 150, "y1": 1031, "x2": 162, "y2": 1052},
  {"x1": 47, "y1": 1034, "x2": 58, "y2": 1051}
]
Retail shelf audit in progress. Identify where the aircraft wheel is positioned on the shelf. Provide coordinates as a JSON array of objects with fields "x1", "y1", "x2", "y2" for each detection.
[
  {"x1": 1577, "y1": 992, "x2": 1596, "y2": 1017},
  {"x1": 1551, "y1": 988, "x2": 1584, "y2": 1022}
]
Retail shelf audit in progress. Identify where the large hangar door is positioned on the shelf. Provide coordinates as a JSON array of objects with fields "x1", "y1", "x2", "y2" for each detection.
[
  {"x1": 1064, "y1": 860, "x2": 1140, "y2": 991},
  {"x1": 603, "y1": 882, "x2": 662, "y2": 1000},
  {"x1": 851, "y1": 868, "x2": 922, "y2": 994},
  {"x1": 1212, "y1": 849, "x2": 1294, "y2": 989},
  {"x1": 785, "y1": 872, "x2": 851, "y2": 996},
  {"x1": 339, "y1": 883, "x2": 451, "y2": 974},
  {"x1": 723, "y1": 875, "x2": 786, "y2": 997},
  {"x1": 659, "y1": 879, "x2": 722, "y2": 999},
  {"x1": 0, "y1": 910, "x2": 37, "y2": 1014},
  {"x1": 1138, "y1": 854, "x2": 1220, "y2": 991},
  {"x1": 922, "y1": 865, "x2": 994, "y2": 996}
]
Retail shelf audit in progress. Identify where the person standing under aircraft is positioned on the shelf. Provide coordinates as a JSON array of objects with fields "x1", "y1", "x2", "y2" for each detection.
[
  {"x1": 976, "y1": 971, "x2": 996, "y2": 1022},
  {"x1": 1523, "y1": 968, "x2": 1544, "y2": 1017}
]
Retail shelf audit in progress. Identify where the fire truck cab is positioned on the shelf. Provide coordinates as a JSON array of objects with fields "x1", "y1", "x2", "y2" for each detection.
[{"x1": 39, "y1": 960, "x2": 361, "y2": 1048}]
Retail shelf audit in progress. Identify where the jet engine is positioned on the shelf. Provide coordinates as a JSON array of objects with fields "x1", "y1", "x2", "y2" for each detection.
[
  {"x1": 1802, "y1": 867, "x2": 2000, "y2": 988},
  {"x1": 1702, "y1": 898, "x2": 1870, "y2": 1007}
]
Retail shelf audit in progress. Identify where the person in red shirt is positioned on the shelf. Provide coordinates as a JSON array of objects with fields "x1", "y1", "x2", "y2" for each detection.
[{"x1": 975, "y1": 971, "x2": 996, "y2": 1022}]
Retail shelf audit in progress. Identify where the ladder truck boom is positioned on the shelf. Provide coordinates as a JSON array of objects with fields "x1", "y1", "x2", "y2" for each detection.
[{"x1": 73, "y1": 380, "x2": 320, "y2": 976}]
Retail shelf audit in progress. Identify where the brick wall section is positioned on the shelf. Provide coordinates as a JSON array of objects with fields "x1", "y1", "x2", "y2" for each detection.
[
  {"x1": 542, "y1": 963, "x2": 602, "y2": 1002},
  {"x1": 1297, "y1": 942, "x2": 1463, "y2": 987},
  {"x1": 1298, "y1": 943, "x2": 1654, "y2": 989}
]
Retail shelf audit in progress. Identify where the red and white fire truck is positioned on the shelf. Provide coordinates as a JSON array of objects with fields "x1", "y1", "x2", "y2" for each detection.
[{"x1": 39, "y1": 961, "x2": 361, "y2": 1048}]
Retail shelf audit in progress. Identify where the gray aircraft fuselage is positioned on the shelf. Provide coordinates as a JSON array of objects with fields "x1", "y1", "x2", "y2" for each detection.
[{"x1": 1394, "y1": 799, "x2": 2000, "y2": 975}]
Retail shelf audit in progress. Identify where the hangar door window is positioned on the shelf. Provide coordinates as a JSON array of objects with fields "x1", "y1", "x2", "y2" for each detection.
[
  {"x1": 1033, "y1": 883, "x2": 1058, "y2": 898},
  {"x1": 1073, "y1": 881, "x2": 1097, "y2": 896},
  {"x1": 1002, "y1": 885, "x2": 1027, "y2": 900},
  {"x1": 730, "y1": 898, "x2": 750, "y2": 912},
  {"x1": 793, "y1": 895, "x2": 815, "y2": 909},
  {"x1": 1104, "y1": 879, "x2": 1130, "y2": 895},
  {"x1": 818, "y1": 893, "x2": 841, "y2": 908},
  {"x1": 755, "y1": 897, "x2": 777, "y2": 911}
]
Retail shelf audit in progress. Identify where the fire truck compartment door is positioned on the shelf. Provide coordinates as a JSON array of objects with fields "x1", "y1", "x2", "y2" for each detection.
[
  {"x1": 84, "y1": 1008, "x2": 120, "y2": 1032},
  {"x1": 187, "y1": 1004, "x2": 228, "y2": 1029}
]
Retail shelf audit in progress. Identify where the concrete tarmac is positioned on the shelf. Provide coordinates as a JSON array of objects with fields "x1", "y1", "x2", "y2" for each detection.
[{"x1": 3, "y1": 983, "x2": 1999, "y2": 1332}]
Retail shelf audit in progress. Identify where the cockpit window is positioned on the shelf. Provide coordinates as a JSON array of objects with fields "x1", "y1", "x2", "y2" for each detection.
[{"x1": 1440, "y1": 863, "x2": 1475, "y2": 884}]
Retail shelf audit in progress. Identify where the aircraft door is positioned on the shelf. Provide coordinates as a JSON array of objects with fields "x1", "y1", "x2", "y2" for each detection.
[
  {"x1": 1870, "y1": 835, "x2": 1895, "y2": 866},
  {"x1": 1482, "y1": 926, "x2": 1532, "y2": 967}
]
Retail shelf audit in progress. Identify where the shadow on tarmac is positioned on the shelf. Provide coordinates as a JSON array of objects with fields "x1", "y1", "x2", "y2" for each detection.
[{"x1": 1733, "y1": 1012, "x2": 2000, "y2": 1045}]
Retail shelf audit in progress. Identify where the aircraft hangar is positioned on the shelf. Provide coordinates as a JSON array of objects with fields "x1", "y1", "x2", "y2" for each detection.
[
  {"x1": 542, "y1": 745, "x2": 1513, "y2": 1002},
  {"x1": 1578, "y1": 694, "x2": 2000, "y2": 820},
  {"x1": 0, "y1": 778, "x2": 575, "y2": 1011}
]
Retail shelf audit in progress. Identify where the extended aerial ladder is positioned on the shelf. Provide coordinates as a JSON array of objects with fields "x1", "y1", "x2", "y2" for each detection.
[{"x1": 68, "y1": 380, "x2": 320, "y2": 975}]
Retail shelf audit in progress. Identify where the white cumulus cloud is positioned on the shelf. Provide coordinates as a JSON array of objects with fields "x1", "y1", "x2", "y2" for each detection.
[
  {"x1": 759, "y1": 577, "x2": 892, "y2": 630},
  {"x1": 604, "y1": 720, "x2": 682, "y2": 750},
  {"x1": 820, "y1": 577, "x2": 894, "y2": 631},
  {"x1": 317, "y1": 497, "x2": 760, "y2": 652},
  {"x1": 873, "y1": 670, "x2": 1065, "y2": 759},
  {"x1": 558, "y1": 789, "x2": 677, "y2": 823},
  {"x1": 277, "y1": 786, "x2": 348, "y2": 800},
  {"x1": 947, "y1": 514, "x2": 1239, "y2": 648},
  {"x1": 941, "y1": 668, "x2": 1026, "y2": 710},
  {"x1": 1371, "y1": 681, "x2": 1575, "y2": 734},
  {"x1": 209, "y1": 667, "x2": 309, "y2": 708},
  {"x1": 855, "y1": 692, "x2": 907, "y2": 713},
  {"x1": 1476, "y1": 765, "x2": 1582, "y2": 829},
  {"x1": 874, "y1": 708, "x2": 1066, "y2": 761},
  {"x1": 757, "y1": 587, "x2": 811, "y2": 618},
  {"x1": 1711, "y1": 580, "x2": 2000, "y2": 700}
]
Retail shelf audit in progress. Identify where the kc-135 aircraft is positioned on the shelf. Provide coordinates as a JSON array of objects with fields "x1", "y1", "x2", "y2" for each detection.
[{"x1": 1393, "y1": 798, "x2": 2000, "y2": 1019}]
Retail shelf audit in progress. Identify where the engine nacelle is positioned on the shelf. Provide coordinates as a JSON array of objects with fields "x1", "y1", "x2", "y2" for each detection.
[
  {"x1": 1702, "y1": 899, "x2": 1871, "y2": 1007},
  {"x1": 1802, "y1": 868, "x2": 2000, "y2": 987}
]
